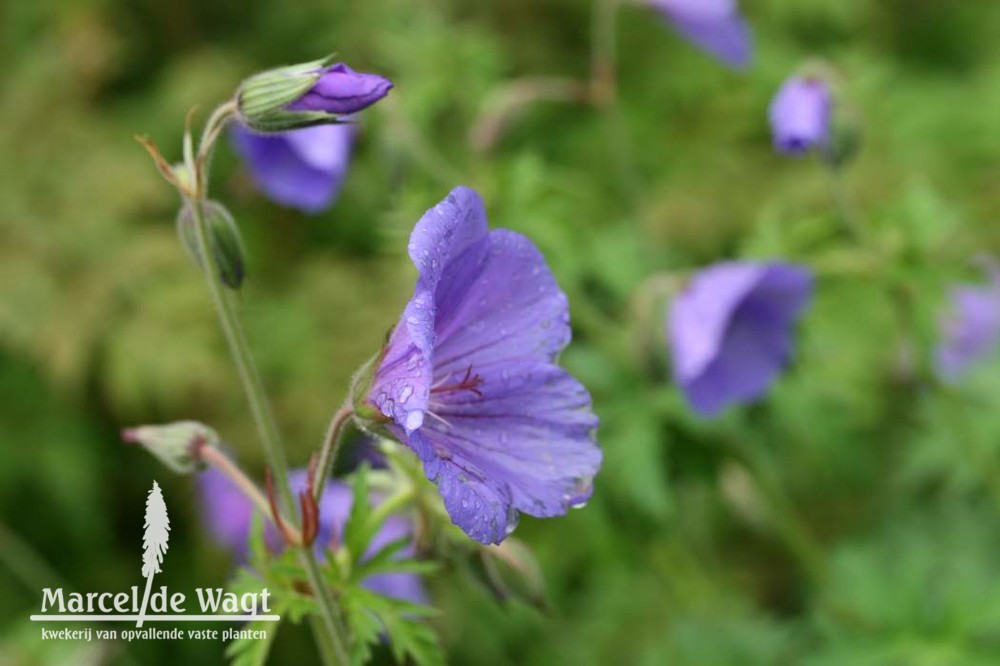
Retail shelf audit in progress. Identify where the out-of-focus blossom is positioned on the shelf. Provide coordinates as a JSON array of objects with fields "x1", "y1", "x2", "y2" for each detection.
[
  {"x1": 769, "y1": 76, "x2": 832, "y2": 155},
  {"x1": 198, "y1": 467, "x2": 425, "y2": 603},
  {"x1": 231, "y1": 123, "x2": 354, "y2": 214},
  {"x1": 935, "y1": 281, "x2": 1000, "y2": 382},
  {"x1": 668, "y1": 261, "x2": 814, "y2": 417},
  {"x1": 650, "y1": 0, "x2": 753, "y2": 69},
  {"x1": 360, "y1": 187, "x2": 602, "y2": 545},
  {"x1": 237, "y1": 59, "x2": 392, "y2": 132},
  {"x1": 199, "y1": 466, "x2": 255, "y2": 559}
]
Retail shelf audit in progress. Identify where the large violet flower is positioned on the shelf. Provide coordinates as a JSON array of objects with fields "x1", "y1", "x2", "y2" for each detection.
[
  {"x1": 360, "y1": 187, "x2": 601, "y2": 545},
  {"x1": 198, "y1": 467, "x2": 425, "y2": 604},
  {"x1": 769, "y1": 76, "x2": 832, "y2": 155},
  {"x1": 935, "y1": 281, "x2": 1000, "y2": 382},
  {"x1": 668, "y1": 261, "x2": 814, "y2": 417},
  {"x1": 650, "y1": 0, "x2": 752, "y2": 69},
  {"x1": 231, "y1": 123, "x2": 354, "y2": 214}
]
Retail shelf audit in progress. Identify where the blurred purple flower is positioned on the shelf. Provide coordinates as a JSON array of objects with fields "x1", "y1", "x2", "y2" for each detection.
[
  {"x1": 769, "y1": 76, "x2": 831, "y2": 155},
  {"x1": 198, "y1": 467, "x2": 425, "y2": 604},
  {"x1": 287, "y1": 63, "x2": 393, "y2": 115},
  {"x1": 199, "y1": 467, "x2": 255, "y2": 558},
  {"x1": 935, "y1": 282, "x2": 1000, "y2": 382},
  {"x1": 364, "y1": 187, "x2": 601, "y2": 545},
  {"x1": 651, "y1": 0, "x2": 753, "y2": 69},
  {"x1": 668, "y1": 261, "x2": 814, "y2": 417},
  {"x1": 231, "y1": 123, "x2": 354, "y2": 214}
]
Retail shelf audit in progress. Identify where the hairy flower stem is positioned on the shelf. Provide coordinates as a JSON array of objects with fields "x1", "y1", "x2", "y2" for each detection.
[
  {"x1": 186, "y1": 106, "x2": 350, "y2": 664},
  {"x1": 200, "y1": 446, "x2": 276, "y2": 527},
  {"x1": 722, "y1": 439, "x2": 827, "y2": 583},
  {"x1": 313, "y1": 403, "x2": 355, "y2": 503},
  {"x1": 591, "y1": 0, "x2": 642, "y2": 208},
  {"x1": 189, "y1": 200, "x2": 296, "y2": 516},
  {"x1": 825, "y1": 162, "x2": 863, "y2": 242}
]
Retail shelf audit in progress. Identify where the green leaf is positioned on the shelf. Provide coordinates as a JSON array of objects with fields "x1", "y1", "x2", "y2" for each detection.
[
  {"x1": 225, "y1": 619, "x2": 279, "y2": 666},
  {"x1": 352, "y1": 536, "x2": 440, "y2": 581},
  {"x1": 343, "y1": 464, "x2": 372, "y2": 562},
  {"x1": 343, "y1": 586, "x2": 444, "y2": 666}
]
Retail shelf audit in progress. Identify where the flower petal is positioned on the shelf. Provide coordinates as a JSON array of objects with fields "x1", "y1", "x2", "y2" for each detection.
[
  {"x1": 672, "y1": 263, "x2": 812, "y2": 416},
  {"x1": 411, "y1": 360, "x2": 600, "y2": 544},
  {"x1": 654, "y1": 1, "x2": 752, "y2": 70},
  {"x1": 231, "y1": 125, "x2": 345, "y2": 213},
  {"x1": 669, "y1": 262, "x2": 771, "y2": 382},
  {"x1": 935, "y1": 285, "x2": 1000, "y2": 381},
  {"x1": 199, "y1": 467, "x2": 254, "y2": 556},
  {"x1": 432, "y1": 229, "x2": 571, "y2": 378},
  {"x1": 282, "y1": 123, "x2": 355, "y2": 172},
  {"x1": 371, "y1": 187, "x2": 490, "y2": 432}
]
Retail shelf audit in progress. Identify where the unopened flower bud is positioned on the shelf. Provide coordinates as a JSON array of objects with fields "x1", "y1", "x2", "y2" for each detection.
[
  {"x1": 236, "y1": 56, "x2": 392, "y2": 133},
  {"x1": 769, "y1": 75, "x2": 831, "y2": 156},
  {"x1": 477, "y1": 539, "x2": 547, "y2": 609},
  {"x1": 177, "y1": 201, "x2": 246, "y2": 289},
  {"x1": 122, "y1": 421, "x2": 219, "y2": 474}
]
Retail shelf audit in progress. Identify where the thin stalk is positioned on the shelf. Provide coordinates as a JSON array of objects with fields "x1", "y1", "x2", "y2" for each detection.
[
  {"x1": 942, "y1": 391, "x2": 1000, "y2": 514},
  {"x1": 312, "y1": 403, "x2": 355, "y2": 502},
  {"x1": 825, "y1": 161, "x2": 863, "y2": 242},
  {"x1": 591, "y1": 0, "x2": 642, "y2": 207},
  {"x1": 189, "y1": 200, "x2": 297, "y2": 517},
  {"x1": 301, "y1": 548, "x2": 350, "y2": 664},
  {"x1": 200, "y1": 446, "x2": 274, "y2": 521},
  {"x1": 188, "y1": 184, "x2": 350, "y2": 663},
  {"x1": 722, "y1": 438, "x2": 827, "y2": 582}
]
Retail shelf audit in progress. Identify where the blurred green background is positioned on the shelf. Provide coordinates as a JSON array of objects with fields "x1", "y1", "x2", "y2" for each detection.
[{"x1": 5, "y1": 0, "x2": 1000, "y2": 663}]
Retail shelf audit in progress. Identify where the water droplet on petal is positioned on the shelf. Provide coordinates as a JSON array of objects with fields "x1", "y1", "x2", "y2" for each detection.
[
  {"x1": 399, "y1": 385, "x2": 413, "y2": 403},
  {"x1": 404, "y1": 410, "x2": 424, "y2": 431}
]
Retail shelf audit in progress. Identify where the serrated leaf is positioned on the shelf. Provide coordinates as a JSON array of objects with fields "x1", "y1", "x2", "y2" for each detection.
[{"x1": 343, "y1": 586, "x2": 444, "y2": 666}]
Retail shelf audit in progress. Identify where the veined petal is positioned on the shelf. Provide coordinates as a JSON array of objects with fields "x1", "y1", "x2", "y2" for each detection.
[
  {"x1": 371, "y1": 187, "x2": 490, "y2": 432},
  {"x1": 411, "y1": 361, "x2": 600, "y2": 544},
  {"x1": 433, "y1": 229, "x2": 571, "y2": 377}
]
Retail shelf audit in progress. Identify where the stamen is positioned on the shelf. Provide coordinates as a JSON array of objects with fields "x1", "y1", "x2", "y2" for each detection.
[
  {"x1": 425, "y1": 410, "x2": 455, "y2": 430},
  {"x1": 430, "y1": 365, "x2": 484, "y2": 397}
]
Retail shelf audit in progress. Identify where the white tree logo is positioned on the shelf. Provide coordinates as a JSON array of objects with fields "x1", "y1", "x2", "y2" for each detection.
[{"x1": 136, "y1": 480, "x2": 170, "y2": 628}]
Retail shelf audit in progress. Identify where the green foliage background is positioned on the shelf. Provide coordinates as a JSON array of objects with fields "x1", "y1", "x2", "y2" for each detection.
[{"x1": 4, "y1": 0, "x2": 1000, "y2": 663}]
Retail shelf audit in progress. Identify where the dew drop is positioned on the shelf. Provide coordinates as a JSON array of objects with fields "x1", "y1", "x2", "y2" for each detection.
[{"x1": 399, "y1": 385, "x2": 414, "y2": 403}]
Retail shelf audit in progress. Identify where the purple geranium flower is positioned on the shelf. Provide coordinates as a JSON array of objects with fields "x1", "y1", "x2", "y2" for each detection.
[
  {"x1": 769, "y1": 76, "x2": 832, "y2": 155},
  {"x1": 651, "y1": 0, "x2": 753, "y2": 69},
  {"x1": 935, "y1": 281, "x2": 1000, "y2": 382},
  {"x1": 198, "y1": 467, "x2": 425, "y2": 604},
  {"x1": 287, "y1": 63, "x2": 393, "y2": 115},
  {"x1": 668, "y1": 261, "x2": 814, "y2": 417},
  {"x1": 231, "y1": 123, "x2": 354, "y2": 214},
  {"x1": 362, "y1": 187, "x2": 601, "y2": 545}
]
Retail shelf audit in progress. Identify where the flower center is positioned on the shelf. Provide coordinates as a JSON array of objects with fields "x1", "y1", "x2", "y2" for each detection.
[{"x1": 430, "y1": 365, "x2": 484, "y2": 398}]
